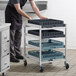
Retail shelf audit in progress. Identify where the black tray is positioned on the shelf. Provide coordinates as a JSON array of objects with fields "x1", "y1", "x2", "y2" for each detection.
[
  {"x1": 28, "y1": 30, "x2": 65, "y2": 38},
  {"x1": 28, "y1": 19, "x2": 65, "y2": 28}
]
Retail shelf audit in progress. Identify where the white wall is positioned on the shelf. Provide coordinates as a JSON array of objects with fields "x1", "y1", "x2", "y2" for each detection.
[
  {"x1": 47, "y1": 0, "x2": 76, "y2": 49},
  {"x1": 21, "y1": 0, "x2": 76, "y2": 49}
]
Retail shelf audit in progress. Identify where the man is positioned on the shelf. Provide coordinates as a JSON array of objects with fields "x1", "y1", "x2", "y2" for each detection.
[{"x1": 5, "y1": 0, "x2": 47, "y2": 63}]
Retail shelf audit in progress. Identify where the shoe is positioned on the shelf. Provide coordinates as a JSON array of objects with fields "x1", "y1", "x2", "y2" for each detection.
[
  {"x1": 10, "y1": 57, "x2": 20, "y2": 63},
  {"x1": 16, "y1": 55, "x2": 24, "y2": 60}
]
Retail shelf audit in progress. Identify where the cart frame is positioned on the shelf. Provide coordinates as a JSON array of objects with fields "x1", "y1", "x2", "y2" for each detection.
[{"x1": 23, "y1": 23, "x2": 69, "y2": 72}]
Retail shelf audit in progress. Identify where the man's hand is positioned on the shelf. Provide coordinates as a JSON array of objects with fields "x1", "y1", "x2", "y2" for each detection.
[
  {"x1": 40, "y1": 16, "x2": 48, "y2": 19},
  {"x1": 29, "y1": 0, "x2": 48, "y2": 20},
  {"x1": 28, "y1": 17, "x2": 32, "y2": 20}
]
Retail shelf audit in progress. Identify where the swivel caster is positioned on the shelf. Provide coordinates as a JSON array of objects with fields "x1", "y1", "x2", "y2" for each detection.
[
  {"x1": 24, "y1": 60, "x2": 27, "y2": 66},
  {"x1": 2, "y1": 73, "x2": 5, "y2": 76},
  {"x1": 64, "y1": 62, "x2": 69, "y2": 69},
  {"x1": 40, "y1": 67, "x2": 43, "y2": 72},
  {"x1": 65, "y1": 63, "x2": 69, "y2": 69}
]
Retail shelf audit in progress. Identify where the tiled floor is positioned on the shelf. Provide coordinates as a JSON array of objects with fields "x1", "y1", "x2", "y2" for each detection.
[{"x1": 1, "y1": 49, "x2": 76, "y2": 76}]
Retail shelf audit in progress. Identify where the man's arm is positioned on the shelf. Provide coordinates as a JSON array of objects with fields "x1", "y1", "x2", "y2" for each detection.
[
  {"x1": 29, "y1": 0, "x2": 47, "y2": 19},
  {"x1": 14, "y1": 4, "x2": 31, "y2": 20}
]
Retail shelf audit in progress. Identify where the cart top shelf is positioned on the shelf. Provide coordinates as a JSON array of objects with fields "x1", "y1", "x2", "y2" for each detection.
[{"x1": 28, "y1": 19, "x2": 65, "y2": 28}]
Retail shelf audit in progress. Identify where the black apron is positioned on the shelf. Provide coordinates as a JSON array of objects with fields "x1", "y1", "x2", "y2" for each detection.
[{"x1": 5, "y1": 0, "x2": 27, "y2": 30}]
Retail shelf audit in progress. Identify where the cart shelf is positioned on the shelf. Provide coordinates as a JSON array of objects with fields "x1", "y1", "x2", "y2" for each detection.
[
  {"x1": 28, "y1": 50, "x2": 64, "y2": 61},
  {"x1": 28, "y1": 19, "x2": 65, "y2": 28},
  {"x1": 28, "y1": 29, "x2": 65, "y2": 38},
  {"x1": 28, "y1": 39, "x2": 64, "y2": 50},
  {"x1": 25, "y1": 23, "x2": 66, "y2": 30}
]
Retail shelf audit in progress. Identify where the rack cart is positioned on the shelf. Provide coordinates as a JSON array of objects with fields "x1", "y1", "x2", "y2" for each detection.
[{"x1": 24, "y1": 19, "x2": 69, "y2": 72}]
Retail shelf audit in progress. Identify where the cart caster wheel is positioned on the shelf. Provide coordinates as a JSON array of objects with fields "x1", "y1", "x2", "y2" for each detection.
[
  {"x1": 24, "y1": 60, "x2": 27, "y2": 66},
  {"x1": 40, "y1": 67, "x2": 43, "y2": 72},
  {"x1": 65, "y1": 63, "x2": 69, "y2": 69},
  {"x1": 2, "y1": 73, "x2": 5, "y2": 76}
]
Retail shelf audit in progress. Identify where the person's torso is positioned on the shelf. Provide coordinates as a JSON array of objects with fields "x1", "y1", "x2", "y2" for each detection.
[
  {"x1": 5, "y1": 0, "x2": 27, "y2": 30},
  {"x1": 8, "y1": 0, "x2": 27, "y2": 8}
]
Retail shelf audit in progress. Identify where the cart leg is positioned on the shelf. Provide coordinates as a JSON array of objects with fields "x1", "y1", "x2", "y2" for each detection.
[
  {"x1": 24, "y1": 25, "x2": 27, "y2": 67},
  {"x1": 2, "y1": 73, "x2": 5, "y2": 76},
  {"x1": 39, "y1": 26, "x2": 44, "y2": 72},
  {"x1": 64, "y1": 26, "x2": 69, "y2": 69}
]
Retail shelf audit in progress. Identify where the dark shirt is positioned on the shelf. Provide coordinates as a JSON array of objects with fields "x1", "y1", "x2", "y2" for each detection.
[
  {"x1": 8, "y1": 0, "x2": 20, "y2": 7},
  {"x1": 5, "y1": 0, "x2": 27, "y2": 30},
  {"x1": 7, "y1": 0, "x2": 27, "y2": 8},
  {"x1": 8, "y1": 0, "x2": 20, "y2": 5}
]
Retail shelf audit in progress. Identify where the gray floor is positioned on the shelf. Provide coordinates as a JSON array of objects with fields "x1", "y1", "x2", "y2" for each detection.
[{"x1": 1, "y1": 49, "x2": 76, "y2": 76}]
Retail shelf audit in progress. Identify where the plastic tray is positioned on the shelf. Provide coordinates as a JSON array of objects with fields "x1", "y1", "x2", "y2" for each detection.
[
  {"x1": 28, "y1": 39, "x2": 64, "y2": 50},
  {"x1": 28, "y1": 30, "x2": 65, "y2": 38},
  {"x1": 28, "y1": 50, "x2": 64, "y2": 60},
  {"x1": 28, "y1": 19, "x2": 65, "y2": 28}
]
